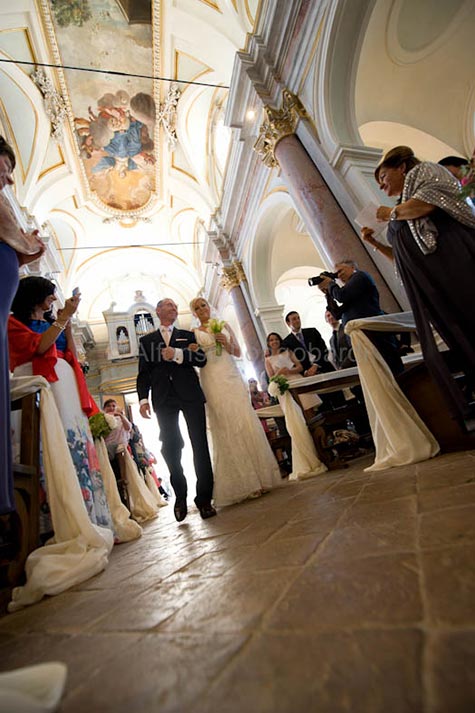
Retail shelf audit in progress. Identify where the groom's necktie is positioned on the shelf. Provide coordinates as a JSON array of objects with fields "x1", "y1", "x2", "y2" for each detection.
[
  {"x1": 161, "y1": 326, "x2": 172, "y2": 346},
  {"x1": 296, "y1": 331, "x2": 306, "y2": 348}
]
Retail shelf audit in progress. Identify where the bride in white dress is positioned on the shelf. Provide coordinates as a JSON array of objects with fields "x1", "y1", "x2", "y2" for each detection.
[{"x1": 190, "y1": 297, "x2": 282, "y2": 507}]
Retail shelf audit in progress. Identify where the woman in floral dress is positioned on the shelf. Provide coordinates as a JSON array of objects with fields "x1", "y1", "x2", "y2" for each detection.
[{"x1": 8, "y1": 276, "x2": 113, "y2": 529}]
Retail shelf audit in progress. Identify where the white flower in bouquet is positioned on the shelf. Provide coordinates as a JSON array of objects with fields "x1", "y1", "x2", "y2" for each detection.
[
  {"x1": 105, "y1": 413, "x2": 119, "y2": 430},
  {"x1": 269, "y1": 375, "x2": 290, "y2": 396},
  {"x1": 207, "y1": 318, "x2": 226, "y2": 356}
]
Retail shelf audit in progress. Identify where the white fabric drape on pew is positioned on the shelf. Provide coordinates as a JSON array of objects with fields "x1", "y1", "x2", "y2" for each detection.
[
  {"x1": 9, "y1": 375, "x2": 114, "y2": 611},
  {"x1": 93, "y1": 438, "x2": 143, "y2": 540},
  {"x1": 144, "y1": 467, "x2": 169, "y2": 508},
  {"x1": 345, "y1": 312, "x2": 439, "y2": 471},
  {"x1": 121, "y1": 448, "x2": 160, "y2": 522},
  {"x1": 277, "y1": 391, "x2": 327, "y2": 480}
]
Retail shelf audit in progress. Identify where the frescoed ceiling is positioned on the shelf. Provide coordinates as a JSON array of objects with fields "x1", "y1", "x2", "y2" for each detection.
[
  {"x1": 47, "y1": 0, "x2": 156, "y2": 212},
  {"x1": 0, "y1": 0, "x2": 255, "y2": 339}
]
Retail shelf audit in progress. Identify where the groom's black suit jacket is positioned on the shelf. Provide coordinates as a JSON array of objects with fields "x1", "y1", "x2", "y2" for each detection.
[
  {"x1": 136, "y1": 328, "x2": 207, "y2": 411},
  {"x1": 283, "y1": 328, "x2": 335, "y2": 374}
]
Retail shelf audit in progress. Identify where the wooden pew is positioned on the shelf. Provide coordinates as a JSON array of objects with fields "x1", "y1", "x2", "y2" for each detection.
[
  {"x1": 0, "y1": 391, "x2": 41, "y2": 600},
  {"x1": 287, "y1": 354, "x2": 424, "y2": 469}
]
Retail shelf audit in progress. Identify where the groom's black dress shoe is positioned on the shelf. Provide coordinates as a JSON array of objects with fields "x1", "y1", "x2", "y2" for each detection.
[
  {"x1": 198, "y1": 503, "x2": 217, "y2": 520},
  {"x1": 174, "y1": 498, "x2": 188, "y2": 522}
]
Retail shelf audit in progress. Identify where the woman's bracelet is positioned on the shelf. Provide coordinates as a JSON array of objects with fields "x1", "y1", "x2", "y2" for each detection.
[{"x1": 52, "y1": 320, "x2": 68, "y2": 331}]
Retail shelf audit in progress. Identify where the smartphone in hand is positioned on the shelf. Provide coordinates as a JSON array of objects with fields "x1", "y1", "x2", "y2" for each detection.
[{"x1": 72, "y1": 286, "x2": 80, "y2": 297}]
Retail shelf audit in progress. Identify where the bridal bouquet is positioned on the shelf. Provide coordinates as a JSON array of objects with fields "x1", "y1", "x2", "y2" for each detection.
[
  {"x1": 89, "y1": 412, "x2": 117, "y2": 440},
  {"x1": 268, "y1": 374, "x2": 290, "y2": 397},
  {"x1": 207, "y1": 318, "x2": 226, "y2": 356}
]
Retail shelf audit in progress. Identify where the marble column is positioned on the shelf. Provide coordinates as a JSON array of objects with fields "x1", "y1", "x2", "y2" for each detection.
[
  {"x1": 221, "y1": 262, "x2": 266, "y2": 382},
  {"x1": 254, "y1": 89, "x2": 400, "y2": 313}
]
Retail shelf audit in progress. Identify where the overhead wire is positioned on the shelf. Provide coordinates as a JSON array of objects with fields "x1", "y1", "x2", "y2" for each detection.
[
  {"x1": 0, "y1": 58, "x2": 229, "y2": 89},
  {"x1": 57, "y1": 242, "x2": 204, "y2": 251}
]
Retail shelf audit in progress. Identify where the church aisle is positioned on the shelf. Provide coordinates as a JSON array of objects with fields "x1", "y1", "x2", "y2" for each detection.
[{"x1": 0, "y1": 450, "x2": 474, "y2": 713}]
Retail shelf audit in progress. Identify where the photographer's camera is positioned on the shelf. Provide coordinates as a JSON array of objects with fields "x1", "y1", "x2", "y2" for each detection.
[{"x1": 308, "y1": 271, "x2": 338, "y2": 286}]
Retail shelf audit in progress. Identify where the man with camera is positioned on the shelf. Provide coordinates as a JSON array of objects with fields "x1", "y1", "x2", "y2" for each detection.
[{"x1": 317, "y1": 260, "x2": 403, "y2": 375}]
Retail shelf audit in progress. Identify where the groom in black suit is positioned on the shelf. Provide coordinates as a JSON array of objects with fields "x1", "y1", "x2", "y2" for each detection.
[
  {"x1": 282, "y1": 310, "x2": 346, "y2": 409},
  {"x1": 137, "y1": 298, "x2": 216, "y2": 522},
  {"x1": 282, "y1": 310, "x2": 335, "y2": 376}
]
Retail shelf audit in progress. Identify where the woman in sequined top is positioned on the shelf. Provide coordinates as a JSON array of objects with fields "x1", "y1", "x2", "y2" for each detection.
[{"x1": 361, "y1": 145, "x2": 475, "y2": 430}]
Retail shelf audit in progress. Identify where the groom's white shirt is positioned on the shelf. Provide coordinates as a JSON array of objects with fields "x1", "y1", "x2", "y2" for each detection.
[{"x1": 139, "y1": 324, "x2": 184, "y2": 406}]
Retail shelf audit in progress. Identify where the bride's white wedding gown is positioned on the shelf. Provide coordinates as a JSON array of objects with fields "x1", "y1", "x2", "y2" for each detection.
[{"x1": 194, "y1": 328, "x2": 282, "y2": 507}]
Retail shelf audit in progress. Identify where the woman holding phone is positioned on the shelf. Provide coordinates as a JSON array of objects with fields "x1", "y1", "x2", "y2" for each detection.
[{"x1": 8, "y1": 276, "x2": 113, "y2": 529}]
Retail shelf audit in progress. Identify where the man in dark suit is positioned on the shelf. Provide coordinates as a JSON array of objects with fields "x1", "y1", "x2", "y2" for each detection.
[
  {"x1": 282, "y1": 310, "x2": 335, "y2": 376},
  {"x1": 318, "y1": 260, "x2": 403, "y2": 375},
  {"x1": 137, "y1": 298, "x2": 216, "y2": 522},
  {"x1": 325, "y1": 309, "x2": 356, "y2": 370},
  {"x1": 282, "y1": 310, "x2": 345, "y2": 409}
]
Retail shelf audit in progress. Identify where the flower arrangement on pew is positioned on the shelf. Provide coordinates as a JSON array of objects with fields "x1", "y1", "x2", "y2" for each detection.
[
  {"x1": 268, "y1": 374, "x2": 290, "y2": 397},
  {"x1": 207, "y1": 317, "x2": 226, "y2": 356},
  {"x1": 460, "y1": 148, "x2": 475, "y2": 200},
  {"x1": 89, "y1": 412, "x2": 116, "y2": 440}
]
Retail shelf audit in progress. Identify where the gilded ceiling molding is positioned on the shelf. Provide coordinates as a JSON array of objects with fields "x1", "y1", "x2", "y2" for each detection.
[
  {"x1": 157, "y1": 84, "x2": 180, "y2": 149},
  {"x1": 31, "y1": 68, "x2": 67, "y2": 142},
  {"x1": 220, "y1": 260, "x2": 246, "y2": 292},
  {"x1": 254, "y1": 89, "x2": 309, "y2": 168}
]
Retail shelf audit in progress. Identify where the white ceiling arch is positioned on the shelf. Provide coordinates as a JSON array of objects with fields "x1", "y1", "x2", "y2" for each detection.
[{"x1": 248, "y1": 192, "x2": 324, "y2": 309}]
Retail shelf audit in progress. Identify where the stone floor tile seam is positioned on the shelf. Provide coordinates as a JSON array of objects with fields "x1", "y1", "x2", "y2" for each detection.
[
  {"x1": 258, "y1": 622, "x2": 430, "y2": 636},
  {"x1": 302, "y1": 476, "x2": 374, "y2": 568},
  {"x1": 196, "y1": 630, "x2": 276, "y2": 705},
  {"x1": 315, "y1": 545, "x2": 420, "y2": 566},
  {"x1": 246, "y1": 563, "x2": 311, "y2": 636}
]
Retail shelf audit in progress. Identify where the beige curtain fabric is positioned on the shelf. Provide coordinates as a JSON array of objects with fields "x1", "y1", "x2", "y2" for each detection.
[
  {"x1": 9, "y1": 375, "x2": 113, "y2": 612},
  {"x1": 94, "y1": 438, "x2": 143, "y2": 541},
  {"x1": 278, "y1": 391, "x2": 327, "y2": 480},
  {"x1": 345, "y1": 313, "x2": 439, "y2": 471}
]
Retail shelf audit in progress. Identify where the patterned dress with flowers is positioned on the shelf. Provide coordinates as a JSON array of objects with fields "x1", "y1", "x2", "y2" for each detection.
[{"x1": 14, "y1": 320, "x2": 113, "y2": 530}]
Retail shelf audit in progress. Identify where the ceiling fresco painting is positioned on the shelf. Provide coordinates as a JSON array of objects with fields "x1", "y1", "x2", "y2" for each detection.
[{"x1": 47, "y1": 0, "x2": 156, "y2": 212}]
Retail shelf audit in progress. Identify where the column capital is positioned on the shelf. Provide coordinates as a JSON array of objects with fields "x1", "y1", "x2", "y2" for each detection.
[
  {"x1": 254, "y1": 89, "x2": 308, "y2": 168},
  {"x1": 220, "y1": 260, "x2": 247, "y2": 292}
]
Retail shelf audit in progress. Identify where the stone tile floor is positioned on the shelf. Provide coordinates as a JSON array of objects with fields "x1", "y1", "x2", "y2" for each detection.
[{"x1": 1, "y1": 450, "x2": 475, "y2": 712}]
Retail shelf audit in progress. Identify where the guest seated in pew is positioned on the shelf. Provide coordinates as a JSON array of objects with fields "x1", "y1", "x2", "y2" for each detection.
[
  {"x1": 318, "y1": 260, "x2": 404, "y2": 376},
  {"x1": 248, "y1": 377, "x2": 270, "y2": 410},
  {"x1": 283, "y1": 310, "x2": 345, "y2": 409},
  {"x1": 283, "y1": 310, "x2": 334, "y2": 377},
  {"x1": 102, "y1": 398, "x2": 132, "y2": 505},
  {"x1": 8, "y1": 277, "x2": 113, "y2": 530},
  {"x1": 103, "y1": 398, "x2": 132, "y2": 461},
  {"x1": 265, "y1": 332, "x2": 322, "y2": 413}
]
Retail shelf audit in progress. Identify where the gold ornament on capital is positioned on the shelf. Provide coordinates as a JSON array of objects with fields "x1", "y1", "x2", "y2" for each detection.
[
  {"x1": 254, "y1": 89, "x2": 309, "y2": 168},
  {"x1": 220, "y1": 261, "x2": 247, "y2": 292}
]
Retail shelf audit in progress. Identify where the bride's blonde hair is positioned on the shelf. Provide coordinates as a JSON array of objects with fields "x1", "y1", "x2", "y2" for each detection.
[{"x1": 189, "y1": 296, "x2": 209, "y2": 314}]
